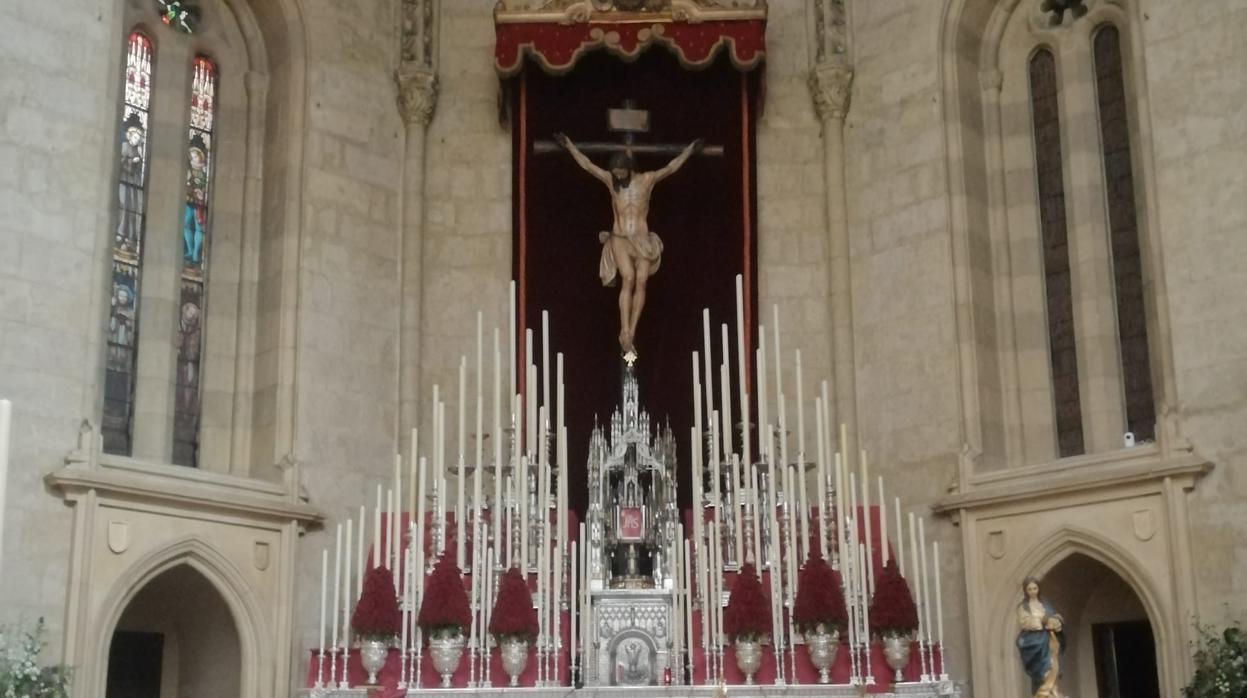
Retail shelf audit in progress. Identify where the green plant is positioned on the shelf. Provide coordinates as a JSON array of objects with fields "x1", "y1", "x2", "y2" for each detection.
[
  {"x1": 0, "y1": 618, "x2": 71, "y2": 698},
  {"x1": 1183, "y1": 622, "x2": 1246, "y2": 698}
]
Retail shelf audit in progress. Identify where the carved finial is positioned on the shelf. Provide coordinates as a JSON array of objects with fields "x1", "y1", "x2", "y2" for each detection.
[
  {"x1": 397, "y1": 68, "x2": 439, "y2": 125},
  {"x1": 808, "y1": 62, "x2": 853, "y2": 122}
]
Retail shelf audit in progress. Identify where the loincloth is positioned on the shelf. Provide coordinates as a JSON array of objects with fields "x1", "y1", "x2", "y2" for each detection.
[{"x1": 598, "y1": 230, "x2": 663, "y2": 287}]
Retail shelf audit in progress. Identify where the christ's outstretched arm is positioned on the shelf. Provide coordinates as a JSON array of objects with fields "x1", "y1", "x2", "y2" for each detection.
[
  {"x1": 554, "y1": 132, "x2": 611, "y2": 186},
  {"x1": 651, "y1": 138, "x2": 704, "y2": 182}
]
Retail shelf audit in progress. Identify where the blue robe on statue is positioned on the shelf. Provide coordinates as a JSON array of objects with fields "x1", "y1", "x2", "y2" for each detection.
[{"x1": 1016, "y1": 600, "x2": 1065, "y2": 694}]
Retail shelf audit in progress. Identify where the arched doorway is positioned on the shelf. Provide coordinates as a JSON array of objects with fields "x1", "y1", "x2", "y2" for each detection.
[
  {"x1": 1035, "y1": 553, "x2": 1161, "y2": 698},
  {"x1": 105, "y1": 565, "x2": 241, "y2": 698}
]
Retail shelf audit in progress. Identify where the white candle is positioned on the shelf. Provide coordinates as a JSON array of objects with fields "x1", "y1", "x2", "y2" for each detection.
[
  {"x1": 319, "y1": 549, "x2": 328, "y2": 669},
  {"x1": 816, "y1": 398, "x2": 828, "y2": 560},
  {"x1": 416, "y1": 457, "x2": 427, "y2": 581},
  {"x1": 702, "y1": 309, "x2": 715, "y2": 436},
  {"x1": 750, "y1": 462, "x2": 762, "y2": 564},
  {"x1": 331, "y1": 525, "x2": 341, "y2": 653},
  {"x1": 859, "y1": 542, "x2": 871, "y2": 649},
  {"x1": 388, "y1": 489, "x2": 397, "y2": 586},
  {"x1": 909, "y1": 512, "x2": 924, "y2": 650},
  {"x1": 0, "y1": 399, "x2": 10, "y2": 575},
  {"x1": 795, "y1": 351, "x2": 808, "y2": 559},
  {"x1": 520, "y1": 455, "x2": 529, "y2": 570},
  {"x1": 400, "y1": 547, "x2": 410, "y2": 681},
  {"x1": 861, "y1": 451, "x2": 874, "y2": 595},
  {"x1": 541, "y1": 310, "x2": 551, "y2": 425},
  {"x1": 756, "y1": 339, "x2": 769, "y2": 463},
  {"x1": 357, "y1": 505, "x2": 366, "y2": 597},
  {"x1": 734, "y1": 274, "x2": 749, "y2": 469},
  {"x1": 919, "y1": 518, "x2": 933, "y2": 648},
  {"x1": 934, "y1": 541, "x2": 945, "y2": 676},
  {"x1": 526, "y1": 334, "x2": 536, "y2": 454},
  {"x1": 343, "y1": 518, "x2": 353, "y2": 649},
  {"x1": 771, "y1": 305, "x2": 782, "y2": 421},
  {"x1": 373, "y1": 485, "x2": 382, "y2": 568},
  {"x1": 458, "y1": 357, "x2": 467, "y2": 570},
  {"x1": 409, "y1": 429, "x2": 418, "y2": 523},
  {"x1": 509, "y1": 281, "x2": 516, "y2": 420},
  {"x1": 507, "y1": 475, "x2": 516, "y2": 568},
  {"x1": 732, "y1": 453, "x2": 744, "y2": 566},
  {"x1": 709, "y1": 411, "x2": 721, "y2": 510},
  {"x1": 877, "y1": 477, "x2": 888, "y2": 567},
  {"x1": 719, "y1": 339, "x2": 732, "y2": 458},
  {"x1": 394, "y1": 453, "x2": 402, "y2": 534},
  {"x1": 834, "y1": 452, "x2": 845, "y2": 563},
  {"x1": 895, "y1": 497, "x2": 905, "y2": 578},
  {"x1": 477, "y1": 312, "x2": 484, "y2": 474},
  {"x1": 570, "y1": 539, "x2": 578, "y2": 674}
]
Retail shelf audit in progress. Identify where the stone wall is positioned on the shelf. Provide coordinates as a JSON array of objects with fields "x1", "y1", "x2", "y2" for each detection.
[
  {"x1": 842, "y1": 0, "x2": 971, "y2": 683},
  {"x1": 1139, "y1": 0, "x2": 1247, "y2": 620},
  {"x1": 0, "y1": 0, "x2": 119, "y2": 649}
]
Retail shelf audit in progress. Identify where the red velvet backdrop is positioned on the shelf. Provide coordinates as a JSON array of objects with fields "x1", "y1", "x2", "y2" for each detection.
[{"x1": 513, "y1": 50, "x2": 759, "y2": 515}]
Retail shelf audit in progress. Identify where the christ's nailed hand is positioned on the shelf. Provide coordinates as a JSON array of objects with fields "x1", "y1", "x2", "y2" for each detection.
[{"x1": 554, "y1": 132, "x2": 570, "y2": 148}]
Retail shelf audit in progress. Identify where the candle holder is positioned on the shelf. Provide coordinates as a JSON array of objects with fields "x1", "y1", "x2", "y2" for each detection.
[
  {"x1": 337, "y1": 644, "x2": 350, "y2": 689},
  {"x1": 313, "y1": 648, "x2": 326, "y2": 689}
]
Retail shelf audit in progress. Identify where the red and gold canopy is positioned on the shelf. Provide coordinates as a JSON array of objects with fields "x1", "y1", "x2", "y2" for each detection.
[{"x1": 494, "y1": 0, "x2": 767, "y2": 76}]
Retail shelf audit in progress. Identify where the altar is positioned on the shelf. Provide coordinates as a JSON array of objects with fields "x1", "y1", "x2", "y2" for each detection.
[{"x1": 300, "y1": 2, "x2": 965, "y2": 697}]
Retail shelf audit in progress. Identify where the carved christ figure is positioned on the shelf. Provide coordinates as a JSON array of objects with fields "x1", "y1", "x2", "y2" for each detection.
[{"x1": 555, "y1": 132, "x2": 703, "y2": 354}]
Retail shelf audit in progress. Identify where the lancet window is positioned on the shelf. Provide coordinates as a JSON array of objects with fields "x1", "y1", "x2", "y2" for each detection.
[{"x1": 103, "y1": 31, "x2": 155, "y2": 456}]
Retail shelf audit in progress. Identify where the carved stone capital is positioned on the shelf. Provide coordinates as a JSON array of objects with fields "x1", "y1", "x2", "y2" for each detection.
[
  {"x1": 396, "y1": 68, "x2": 439, "y2": 126},
  {"x1": 808, "y1": 61, "x2": 853, "y2": 122}
]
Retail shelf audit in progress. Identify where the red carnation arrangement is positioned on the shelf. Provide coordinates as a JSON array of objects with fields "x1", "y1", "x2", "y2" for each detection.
[
  {"x1": 352, "y1": 566, "x2": 401, "y2": 641},
  {"x1": 724, "y1": 563, "x2": 771, "y2": 642},
  {"x1": 793, "y1": 549, "x2": 848, "y2": 635},
  {"x1": 488, "y1": 567, "x2": 538, "y2": 642},
  {"x1": 869, "y1": 559, "x2": 919, "y2": 638},
  {"x1": 417, "y1": 552, "x2": 471, "y2": 638}
]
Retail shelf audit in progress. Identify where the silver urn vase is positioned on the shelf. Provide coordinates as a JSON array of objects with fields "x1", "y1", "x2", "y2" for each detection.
[
  {"x1": 804, "y1": 627, "x2": 840, "y2": 684},
  {"x1": 883, "y1": 633, "x2": 913, "y2": 682},
  {"x1": 358, "y1": 638, "x2": 389, "y2": 686},
  {"x1": 499, "y1": 636, "x2": 530, "y2": 687},
  {"x1": 428, "y1": 629, "x2": 466, "y2": 688},
  {"x1": 733, "y1": 637, "x2": 763, "y2": 685}
]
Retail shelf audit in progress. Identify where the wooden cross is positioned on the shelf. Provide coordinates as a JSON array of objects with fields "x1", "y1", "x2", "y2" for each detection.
[{"x1": 533, "y1": 100, "x2": 725, "y2": 157}]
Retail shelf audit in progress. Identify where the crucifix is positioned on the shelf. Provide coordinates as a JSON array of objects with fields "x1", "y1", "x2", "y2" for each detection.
[{"x1": 536, "y1": 101, "x2": 724, "y2": 360}]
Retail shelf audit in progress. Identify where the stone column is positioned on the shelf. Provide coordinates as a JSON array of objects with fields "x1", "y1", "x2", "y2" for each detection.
[
  {"x1": 397, "y1": 68, "x2": 438, "y2": 453},
  {"x1": 808, "y1": 61, "x2": 858, "y2": 450},
  {"x1": 228, "y1": 70, "x2": 269, "y2": 475}
]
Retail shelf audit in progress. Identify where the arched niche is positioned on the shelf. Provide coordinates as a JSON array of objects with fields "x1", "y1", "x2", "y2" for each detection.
[
  {"x1": 989, "y1": 526, "x2": 1172, "y2": 696},
  {"x1": 82, "y1": 537, "x2": 270, "y2": 698},
  {"x1": 107, "y1": 564, "x2": 242, "y2": 697}
]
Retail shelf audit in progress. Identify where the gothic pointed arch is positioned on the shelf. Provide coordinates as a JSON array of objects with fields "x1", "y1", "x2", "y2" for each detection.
[{"x1": 85, "y1": 536, "x2": 270, "y2": 698}]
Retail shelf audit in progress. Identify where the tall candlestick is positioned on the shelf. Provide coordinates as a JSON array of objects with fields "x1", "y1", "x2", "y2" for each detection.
[
  {"x1": 684, "y1": 536, "x2": 694, "y2": 684},
  {"x1": 493, "y1": 329, "x2": 503, "y2": 556},
  {"x1": 400, "y1": 547, "x2": 411, "y2": 686},
  {"x1": 750, "y1": 462, "x2": 762, "y2": 564},
  {"x1": 710, "y1": 411, "x2": 721, "y2": 511},
  {"x1": 757, "y1": 339, "x2": 769, "y2": 462},
  {"x1": 719, "y1": 332, "x2": 732, "y2": 458},
  {"x1": 816, "y1": 399, "x2": 828, "y2": 560},
  {"x1": 919, "y1": 518, "x2": 933, "y2": 648},
  {"x1": 318, "y1": 548, "x2": 328, "y2": 686},
  {"x1": 732, "y1": 453, "x2": 744, "y2": 566},
  {"x1": 908, "y1": 512, "x2": 924, "y2": 668},
  {"x1": 343, "y1": 518, "x2": 353, "y2": 646},
  {"x1": 331, "y1": 523, "x2": 342, "y2": 655},
  {"x1": 458, "y1": 358, "x2": 468, "y2": 569},
  {"x1": 734, "y1": 274, "x2": 749, "y2": 469},
  {"x1": 416, "y1": 457, "x2": 427, "y2": 579},
  {"x1": 861, "y1": 450, "x2": 874, "y2": 595},
  {"x1": 570, "y1": 539, "x2": 578, "y2": 679},
  {"x1": 858, "y1": 542, "x2": 873, "y2": 682},
  {"x1": 934, "y1": 541, "x2": 945, "y2": 677},
  {"x1": 795, "y1": 351, "x2": 808, "y2": 559},
  {"x1": 520, "y1": 455, "x2": 529, "y2": 570},
  {"x1": 388, "y1": 489, "x2": 398, "y2": 587}
]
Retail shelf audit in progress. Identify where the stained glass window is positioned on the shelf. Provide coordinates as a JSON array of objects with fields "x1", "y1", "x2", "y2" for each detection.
[
  {"x1": 1094, "y1": 25, "x2": 1155, "y2": 443},
  {"x1": 103, "y1": 31, "x2": 154, "y2": 456},
  {"x1": 172, "y1": 55, "x2": 216, "y2": 467},
  {"x1": 1029, "y1": 47, "x2": 1085, "y2": 458}
]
